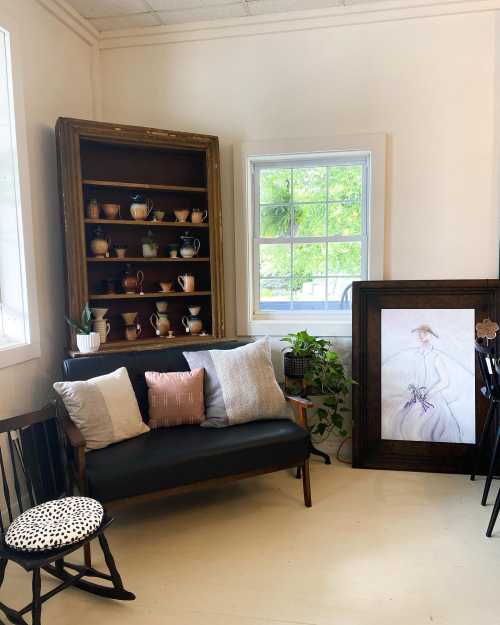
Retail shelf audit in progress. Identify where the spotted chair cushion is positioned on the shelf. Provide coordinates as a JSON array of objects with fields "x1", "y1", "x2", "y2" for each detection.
[{"x1": 5, "y1": 497, "x2": 104, "y2": 552}]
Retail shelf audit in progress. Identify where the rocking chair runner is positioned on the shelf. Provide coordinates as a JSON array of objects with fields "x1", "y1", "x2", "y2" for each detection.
[{"x1": 0, "y1": 404, "x2": 135, "y2": 625}]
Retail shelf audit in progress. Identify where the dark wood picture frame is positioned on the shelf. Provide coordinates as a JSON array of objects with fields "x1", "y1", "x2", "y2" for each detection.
[
  {"x1": 56, "y1": 117, "x2": 225, "y2": 356},
  {"x1": 352, "y1": 280, "x2": 500, "y2": 474}
]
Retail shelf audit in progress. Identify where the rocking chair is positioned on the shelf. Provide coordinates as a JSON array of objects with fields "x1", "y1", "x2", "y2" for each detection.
[{"x1": 0, "y1": 404, "x2": 135, "y2": 625}]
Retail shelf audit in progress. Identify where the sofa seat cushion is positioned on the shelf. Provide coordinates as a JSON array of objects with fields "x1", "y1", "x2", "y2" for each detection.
[{"x1": 85, "y1": 419, "x2": 310, "y2": 503}]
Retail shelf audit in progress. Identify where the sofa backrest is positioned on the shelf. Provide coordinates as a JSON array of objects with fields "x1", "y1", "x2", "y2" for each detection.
[{"x1": 62, "y1": 340, "x2": 249, "y2": 420}]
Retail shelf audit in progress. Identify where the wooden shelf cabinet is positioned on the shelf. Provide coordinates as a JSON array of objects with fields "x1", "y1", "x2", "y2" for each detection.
[{"x1": 56, "y1": 118, "x2": 224, "y2": 354}]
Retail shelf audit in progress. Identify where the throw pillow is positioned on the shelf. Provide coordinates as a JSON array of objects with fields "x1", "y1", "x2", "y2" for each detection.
[
  {"x1": 53, "y1": 367, "x2": 149, "y2": 451},
  {"x1": 183, "y1": 338, "x2": 287, "y2": 427},
  {"x1": 145, "y1": 368, "x2": 205, "y2": 428}
]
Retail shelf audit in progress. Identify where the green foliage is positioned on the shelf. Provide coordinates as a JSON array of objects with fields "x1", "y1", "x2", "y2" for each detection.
[
  {"x1": 281, "y1": 330, "x2": 328, "y2": 358},
  {"x1": 141, "y1": 230, "x2": 158, "y2": 246},
  {"x1": 65, "y1": 303, "x2": 92, "y2": 335},
  {"x1": 306, "y1": 348, "x2": 355, "y2": 442},
  {"x1": 258, "y1": 165, "x2": 363, "y2": 301}
]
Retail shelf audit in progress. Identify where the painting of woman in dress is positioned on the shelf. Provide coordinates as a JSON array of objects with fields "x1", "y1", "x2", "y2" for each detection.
[{"x1": 381, "y1": 309, "x2": 475, "y2": 444}]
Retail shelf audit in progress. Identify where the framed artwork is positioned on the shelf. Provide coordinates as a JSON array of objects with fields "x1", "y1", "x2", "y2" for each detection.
[{"x1": 352, "y1": 280, "x2": 500, "y2": 473}]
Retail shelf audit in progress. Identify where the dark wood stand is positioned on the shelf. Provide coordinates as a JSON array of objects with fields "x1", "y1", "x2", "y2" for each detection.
[
  {"x1": 56, "y1": 118, "x2": 224, "y2": 356},
  {"x1": 284, "y1": 376, "x2": 331, "y2": 465}
]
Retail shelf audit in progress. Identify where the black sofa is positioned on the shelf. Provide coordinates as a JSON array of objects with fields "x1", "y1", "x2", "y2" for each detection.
[{"x1": 61, "y1": 340, "x2": 313, "y2": 508}]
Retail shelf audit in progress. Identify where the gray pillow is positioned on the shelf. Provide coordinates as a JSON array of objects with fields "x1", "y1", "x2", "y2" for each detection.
[{"x1": 183, "y1": 338, "x2": 287, "y2": 427}]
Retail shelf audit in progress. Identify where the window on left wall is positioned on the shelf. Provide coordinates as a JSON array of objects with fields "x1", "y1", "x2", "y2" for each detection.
[{"x1": 0, "y1": 21, "x2": 39, "y2": 368}]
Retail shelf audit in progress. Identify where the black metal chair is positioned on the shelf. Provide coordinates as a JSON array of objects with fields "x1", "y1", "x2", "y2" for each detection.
[{"x1": 0, "y1": 404, "x2": 134, "y2": 625}]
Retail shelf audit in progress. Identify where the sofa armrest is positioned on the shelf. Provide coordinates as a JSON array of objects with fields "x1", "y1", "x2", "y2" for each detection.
[
  {"x1": 62, "y1": 416, "x2": 86, "y2": 449},
  {"x1": 285, "y1": 395, "x2": 313, "y2": 428},
  {"x1": 57, "y1": 408, "x2": 88, "y2": 495}
]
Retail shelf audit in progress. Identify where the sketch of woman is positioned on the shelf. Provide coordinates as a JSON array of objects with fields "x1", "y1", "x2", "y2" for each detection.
[{"x1": 382, "y1": 324, "x2": 463, "y2": 443}]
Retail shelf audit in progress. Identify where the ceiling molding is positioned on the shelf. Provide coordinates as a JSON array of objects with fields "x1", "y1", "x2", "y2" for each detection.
[
  {"x1": 97, "y1": 0, "x2": 500, "y2": 50},
  {"x1": 36, "y1": 0, "x2": 99, "y2": 46}
]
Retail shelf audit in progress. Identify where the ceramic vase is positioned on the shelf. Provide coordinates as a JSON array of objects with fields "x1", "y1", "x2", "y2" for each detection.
[{"x1": 76, "y1": 332, "x2": 100, "y2": 353}]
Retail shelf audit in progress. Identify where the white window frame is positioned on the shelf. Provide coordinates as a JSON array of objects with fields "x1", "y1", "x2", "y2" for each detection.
[
  {"x1": 234, "y1": 134, "x2": 386, "y2": 337},
  {"x1": 0, "y1": 11, "x2": 40, "y2": 368}
]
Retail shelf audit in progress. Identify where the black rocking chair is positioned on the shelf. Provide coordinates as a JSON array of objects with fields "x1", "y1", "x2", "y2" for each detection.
[{"x1": 0, "y1": 404, "x2": 135, "y2": 625}]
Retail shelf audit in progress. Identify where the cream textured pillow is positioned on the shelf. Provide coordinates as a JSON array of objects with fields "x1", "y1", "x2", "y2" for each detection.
[
  {"x1": 54, "y1": 367, "x2": 149, "y2": 451},
  {"x1": 183, "y1": 338, "x2": 287, "y2": 427}
]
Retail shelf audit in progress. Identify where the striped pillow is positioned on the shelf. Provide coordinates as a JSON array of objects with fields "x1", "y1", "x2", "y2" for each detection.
[{"x1": 145, "y1": 368, "x2": 205, "y2": 428}]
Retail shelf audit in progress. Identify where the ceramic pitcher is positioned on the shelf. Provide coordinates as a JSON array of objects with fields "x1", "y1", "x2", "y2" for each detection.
[
  {"x1": 130, "y1": 195, "x2": 153, "y2": 220},
  {"x1": 177, "y1": 273, "x2": 195, "y2": 292},
  {"x1": 90, "y1": 227, "x2": 110, "y2": 258},
  {"x1": 150, "y1": 313, "x2": 171, "y2": 337},
  {"x1": 122, "y1": 265, "x2": 145, "y2": 294},
  {"x1": 179, "y1": 232, "x2": 200, "y2": 258},
  {"x1": 182, "y1": 315, "x2": 203, "y2": 335},
  {"x1": 191, "y1": 208, "x2": 207, "y2": 224}
]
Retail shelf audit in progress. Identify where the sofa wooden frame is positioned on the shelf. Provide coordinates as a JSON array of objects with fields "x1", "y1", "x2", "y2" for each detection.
[{"x1": 60, "y1": 396, "x2": 313, "y2": 519}]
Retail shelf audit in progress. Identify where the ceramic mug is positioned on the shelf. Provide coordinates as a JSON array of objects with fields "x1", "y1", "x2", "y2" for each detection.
[
  {"x1": 102, "y1": 203, "x2": 120, "y2": 219},
  {"x1": 130, "y1": 199, "x2": 153, "y2": 220},
  {"x1": 177, "y1": 274, "x2": 195, "y2": 293},
  {"x1": 159, "y1": 281, "x2": 173, "y2": 293},
  {"x1": 191, "y1": 209, "x2": 208, "y2": 224}
]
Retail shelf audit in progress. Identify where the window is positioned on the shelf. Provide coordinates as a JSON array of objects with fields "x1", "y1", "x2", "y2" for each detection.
[
  {"x1": 254, "y1": 156, "x2": 367, "y2": 314},
  {"x1": 234, "y1": 135, "x2": 385, "y2": 337},
  {"x1": 0, "y1": 19, "x2": 39, "y2": 367}
]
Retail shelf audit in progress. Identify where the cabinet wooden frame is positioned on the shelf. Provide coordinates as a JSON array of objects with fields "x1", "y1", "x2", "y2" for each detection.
[
  {"x1": 352, "y1": 279, "x2": 500, "y2": 474},
  {"x1": 56, "y1": 117, "x2": 225, "y2": 355}
]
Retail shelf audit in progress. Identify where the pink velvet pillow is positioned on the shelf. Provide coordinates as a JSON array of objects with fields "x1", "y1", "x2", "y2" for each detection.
[{"x1": 145, "y1": 368, "x2": 205, "y2": 428}]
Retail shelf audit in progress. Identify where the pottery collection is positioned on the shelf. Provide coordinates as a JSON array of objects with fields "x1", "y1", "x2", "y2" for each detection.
[
  {"x1": 130, "y1": 196, "x2": 153, "y2": 220},
  {"x1": 174, "y1": 208, "x2": 190, "y2": 223},
  {"x1": 86, "y1": 199, "x2": 100, "y2": 219},
  {"x1": 152, "y1": 210, "x2": 165, "y2": 222},
  {"x1": 93, "y1": 319, "x2": 110, "y2": 343},
  {"x1": 150, "y1": 313, "x2": 171, "y2": 337},
  {"x1": 90, "y1": 227, "x2": 110, "y2": 258},
  {"x1": 191, "y1": 208, "x2": 208, "y2": 224},
  {"x1": 125, "y1": 324, "x2": 141, "y2": 341},
  {"x1": 122, "y1": 265, "x2": 144, "y2": 294},
  {"x1": 177, "y1": 273, "x2": 195, "y2": 292},
  {"x1": 179, "y1": 232, "x2": 200, "y2": 258},
  {"x1": 76, "y1": 332, "x2": 100, "y2": 353},
  {"x1": 102, "y1": 203, "x2": 121, "y2": 219}
]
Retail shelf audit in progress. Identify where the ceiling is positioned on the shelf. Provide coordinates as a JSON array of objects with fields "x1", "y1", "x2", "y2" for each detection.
[{"x1": 64, "y1": 0, "x2": 371, "y2": 31}]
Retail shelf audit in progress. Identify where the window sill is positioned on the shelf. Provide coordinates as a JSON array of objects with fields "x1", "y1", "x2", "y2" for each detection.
[
  {"x1": 242, "y1": 317, "x2": 352, "y2": 338},
  {"x1": 0, "y1": 341, "x2": 41, "y2": 368}
]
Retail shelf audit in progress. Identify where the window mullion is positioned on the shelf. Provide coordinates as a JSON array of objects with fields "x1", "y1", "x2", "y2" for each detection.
[{"x1": 290, "y1": 170, "x2": 294, "y2": 310}]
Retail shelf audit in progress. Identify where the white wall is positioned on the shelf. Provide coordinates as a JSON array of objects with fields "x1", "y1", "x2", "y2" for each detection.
[
  {"x1": 99, "y1": 12, "x2": 497, "y2": 338},
  {"x1": 0, "y1": 0, "x2": 95, "y2": 416}
]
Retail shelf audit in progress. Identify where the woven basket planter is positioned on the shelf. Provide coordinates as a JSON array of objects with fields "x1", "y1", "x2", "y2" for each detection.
[{"x1": 284, "y1": 352, "x2": 313, "y2": 379}]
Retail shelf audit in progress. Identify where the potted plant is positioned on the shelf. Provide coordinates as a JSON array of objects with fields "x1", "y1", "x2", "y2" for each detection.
[
  {"x1": 141, "y1": 230, "x2": 159, "y2": 258},
  {"x1": 306, "y1": 347, "x2": 354, "y2": 442},
  {"x1": 112, "y1": 242, "x2": 128, "y2": 259},
  {"x1": 281, "y1": 330, "x2": 328, "y2": 379},
  {"x1": 65, "y1": 303, "x2": 100, "y2": 353}
]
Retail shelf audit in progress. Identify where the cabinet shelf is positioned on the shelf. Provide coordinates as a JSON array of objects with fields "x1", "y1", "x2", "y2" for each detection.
[
  {"x1": 87, "y1": 257, "x2": 210, "y2": 263},
  {"x1": 89, "y1": 291, "x2": 212, "y2": 300},
  {"x1": 84, "y1": 218, "x2": 208, "y2": 228},
  {"x1": 69, "y1": 335, "x2": 230, "y2": 358},
  {"x1": 83, "y1": 179, "x2": 207, "y2": 193}
]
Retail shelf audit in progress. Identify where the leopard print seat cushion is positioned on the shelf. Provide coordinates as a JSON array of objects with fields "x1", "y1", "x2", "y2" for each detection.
[{"x1": 5, "y1": 497, "x2": 104, "y2": 552}]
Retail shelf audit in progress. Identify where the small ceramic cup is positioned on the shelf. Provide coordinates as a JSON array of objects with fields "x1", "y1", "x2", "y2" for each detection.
[
  {"x1": 159, "y1": 281, "x2": 173, "y2": 293},
  {"x1": 167, "y1": 243, "x2": 180, "y2": 258},
  {"x1": 152, "y1": 210, "x2": 165, "y2": 222},
  {"x1": 102, "y1": 203, "x2": 120, "y2": 219}
]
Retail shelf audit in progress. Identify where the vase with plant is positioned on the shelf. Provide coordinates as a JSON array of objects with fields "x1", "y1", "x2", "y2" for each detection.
[
  {"x1": 65, "y1": 303, "x2": 100, "y2": 353},
  {"x1": 141, "y1": 230, "x2": 159, "y2": 258},
  {"x1": 281, "y1": 330, "x2": 328, "y2": 379}
]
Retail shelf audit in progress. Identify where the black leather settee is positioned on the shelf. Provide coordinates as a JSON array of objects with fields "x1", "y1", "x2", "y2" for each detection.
[{"x1": 61, "y1": 340, "x2": 313, "y2": 508}]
